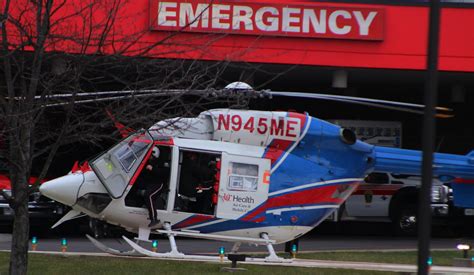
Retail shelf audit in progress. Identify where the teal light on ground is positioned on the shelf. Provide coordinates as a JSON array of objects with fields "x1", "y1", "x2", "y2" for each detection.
[
  {"x1": 152, "y1": 240, "x2": 158, "y2": 248},
  {"x1": 61, "y1": 238, "x2": 67, "y2": 246},
  {"x1": 291, "y1": 244, "x2": 297, "y2": 253},
  {"x1": 31, "y1": 237, "x2": 37, "y2": 245},
  {"x1": 427, "y1": 256, "x2": 433, "y2": 266},
  {"x1": 219, "y1": 246, "x2": 225, "y2": 255}
]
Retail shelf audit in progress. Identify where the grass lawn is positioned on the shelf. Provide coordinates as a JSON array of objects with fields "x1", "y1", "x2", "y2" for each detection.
[
  {"x1": 0, "y1": 252, "x2": 394, "y2": 275},
  {"x1": 297, "y1": 250, "x2": 462, "y2": 266}
]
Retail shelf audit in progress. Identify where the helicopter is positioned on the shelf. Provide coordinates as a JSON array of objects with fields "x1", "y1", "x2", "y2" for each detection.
[{"x1": 38, "y1": 82, "x2": 474, "y2": 262}]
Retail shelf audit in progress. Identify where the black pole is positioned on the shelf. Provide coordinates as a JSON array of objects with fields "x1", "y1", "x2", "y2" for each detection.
[{"x1": 417, "y1": 0, "x2": 441, "y2": 273}]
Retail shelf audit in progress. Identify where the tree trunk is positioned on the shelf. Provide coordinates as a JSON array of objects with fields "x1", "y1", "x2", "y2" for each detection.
[{"x1": 9, "y1": 177, "x2": 30, "y2": 275}]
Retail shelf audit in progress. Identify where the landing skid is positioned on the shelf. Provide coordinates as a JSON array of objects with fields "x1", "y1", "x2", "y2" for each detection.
[
  {"x1": 86, "y1": 234, "x2": 145, "y2": 257},
  {"x1": 123, "y1": 235, "x2": 291, "y2": 263},
  {"x1": 86, "y1": 223, "x2": 290, "y2": 263},
  {"x1": 122, "y1": 235, "x2": 223, "y2": 260},
  {"x1": 123, "y1": 223, "x2": 290, "y2": 263},
  {"x1": 121, "y1": 222, "x2": 218, "y2": 260}
]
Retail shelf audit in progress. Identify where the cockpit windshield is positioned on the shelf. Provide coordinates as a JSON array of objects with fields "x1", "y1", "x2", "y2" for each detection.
[{"x1": 91, "y1": 131, "x2": 153, "y2": 198}]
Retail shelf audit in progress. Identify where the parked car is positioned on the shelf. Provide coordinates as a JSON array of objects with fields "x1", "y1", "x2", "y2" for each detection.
[{"x1": 0, "y1": 172, "x2": 66, "y2": 229}]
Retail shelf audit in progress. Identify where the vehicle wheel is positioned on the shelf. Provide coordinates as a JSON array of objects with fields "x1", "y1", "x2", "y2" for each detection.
[
  {"x1": 393, "y1": 204, "x2": 417, "y2": 236},
  {"x1": 334, "y1": 203, "x2": 347, "y2": 234}
]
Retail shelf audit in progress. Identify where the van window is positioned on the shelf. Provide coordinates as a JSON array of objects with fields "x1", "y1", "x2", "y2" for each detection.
[{"x1": 364, "y1": 172, "x2": 389, "y2": 184}]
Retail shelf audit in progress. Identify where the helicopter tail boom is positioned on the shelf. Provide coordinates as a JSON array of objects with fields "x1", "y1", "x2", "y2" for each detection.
[{"x1": 372, "y1": 146, "x2": 474, "y2": 179}]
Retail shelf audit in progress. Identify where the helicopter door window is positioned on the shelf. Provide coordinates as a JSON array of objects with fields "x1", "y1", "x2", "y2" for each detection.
[{"x1": 228, "y1": 162, "x2": 258, "y2": 192}]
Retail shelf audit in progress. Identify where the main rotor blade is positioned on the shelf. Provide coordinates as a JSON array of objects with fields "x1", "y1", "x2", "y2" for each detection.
[
  {"x1": 34, "y1": 89, "x2": 195, "y2": 99},
  {"x1": 267, "y1": 91, "x2": 453, "y2": 118},
  {"x1": 18, "y1": 88, "x2": 454, "y2": 118},
  {"x1": 39, "y1": 88, "x2": 250, "y2": 107},
  {"x1": 43, "y1": 91, "x2": 188, "y2": 107}
]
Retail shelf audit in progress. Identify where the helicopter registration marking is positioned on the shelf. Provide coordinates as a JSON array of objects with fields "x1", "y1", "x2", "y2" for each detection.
[{"x1": 217, "y1": 114, "x2": 300, "y2": 138}]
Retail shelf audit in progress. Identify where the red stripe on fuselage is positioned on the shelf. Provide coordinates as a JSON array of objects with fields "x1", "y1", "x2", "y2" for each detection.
[
  {"x1": 244, "y1": 113, "x2": 311, "y2": 221},
  {"x1": 241, "y1": 182, "x2": 356, "y2": 221},
  {"x1": 263, "y1": 112, "x2": 307, "y2": 165},
  {"x1": 264, "y1": 140, "x2": 293, "y2": 165},
  {"x1": 173, "y1": 214, "x2": 214, "y2": 229}
]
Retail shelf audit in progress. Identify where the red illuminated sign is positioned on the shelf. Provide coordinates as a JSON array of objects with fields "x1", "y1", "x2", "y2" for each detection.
[{"x1": 149, "y1": 1, "x2": 384, "y2": 41}]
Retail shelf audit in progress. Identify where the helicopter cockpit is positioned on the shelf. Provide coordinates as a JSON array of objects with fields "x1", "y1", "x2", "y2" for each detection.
[{"x1": 89, "y1": 129, "x2": 271, "y2": 221}]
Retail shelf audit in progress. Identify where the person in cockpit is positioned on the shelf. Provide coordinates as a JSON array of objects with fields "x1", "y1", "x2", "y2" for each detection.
[{"x1": 143, "y1": 146, "x2": 167, "y2": 228}]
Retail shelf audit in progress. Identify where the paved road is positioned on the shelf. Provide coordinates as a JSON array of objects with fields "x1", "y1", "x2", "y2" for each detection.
[
  {"x1": 1, "y1": 233, "x2": 471, "y2": 254},
  {"x1": 3, "y1": 232, "x2": 474, "y2": 273},
  {"x1": 1, "y1": 220, "x2": 471, "y2": 254}
]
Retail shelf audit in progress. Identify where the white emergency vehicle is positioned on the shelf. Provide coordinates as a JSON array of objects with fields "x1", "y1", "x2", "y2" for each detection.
[
  {"x1": 327, "y1": 120, "x2": 450, "y2": 235},
  {"x1": 330, "y1": 172, "x2": 449, "y2": 234}
]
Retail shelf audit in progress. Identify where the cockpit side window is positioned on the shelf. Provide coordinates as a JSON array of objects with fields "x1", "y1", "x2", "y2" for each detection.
[
  {"x1": 77, "y1": 193, "x2": 112, "y2": 214},
  {"x1": 115, "y1": 140, "x2": 149, "y2": 172}
]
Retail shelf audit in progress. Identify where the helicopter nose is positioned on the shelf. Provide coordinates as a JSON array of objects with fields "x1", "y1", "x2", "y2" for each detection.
[{"x1": 39, "y1": 173, "x2": 84, "y2": 206}]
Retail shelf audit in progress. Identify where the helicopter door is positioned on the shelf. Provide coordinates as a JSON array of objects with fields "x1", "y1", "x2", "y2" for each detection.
[
  {"x1": 91, "y1": 131, "x2": 153, "y2": 198},
  {"x1": 216, "y1": 153, "x2": 271, "y2": 220}
]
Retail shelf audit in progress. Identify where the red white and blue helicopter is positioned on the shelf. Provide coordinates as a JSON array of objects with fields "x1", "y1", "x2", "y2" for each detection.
[{"x1": 39, "y1": 82, "x2": 474, "y2": 262}]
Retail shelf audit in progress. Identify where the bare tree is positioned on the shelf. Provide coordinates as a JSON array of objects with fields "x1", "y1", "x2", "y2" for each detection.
[{"x1": 0, "y1": 1, "x2": 256, "y2": 274}]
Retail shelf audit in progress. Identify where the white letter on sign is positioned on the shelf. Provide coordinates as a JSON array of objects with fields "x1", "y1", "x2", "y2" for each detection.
[
  {"x1": 255, "y1": 7, "x2": 279, "y2": 32},
  {"x1": 179, "y1": 3, "x2": 210, "y2": 28},
  {"x1": 353, "y1": 11, "x2": 377, "y2": 36},
  {"x1": 302, "y1": 9, "x2": 326, "y2": 34},
  {"x1": 232, "y1": 5, "x2": 254, "y2": 30},
  {"x1": 328, "y1": 10, "x2": 351, "y2": 35},
  {"x1": 158, "y1": 2, "x2": 177, "y2": 27},
  {"x1": 212, "y1": 4, "x2": 231, "y2": 29},
  {"x1": 282, "y1": 8, "x2": 301, "y2": 33}
]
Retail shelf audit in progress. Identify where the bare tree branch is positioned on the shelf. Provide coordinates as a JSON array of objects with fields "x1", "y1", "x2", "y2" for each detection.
[{"x1": 0, "y1": 2, "x2": 281, "y2": 274}]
